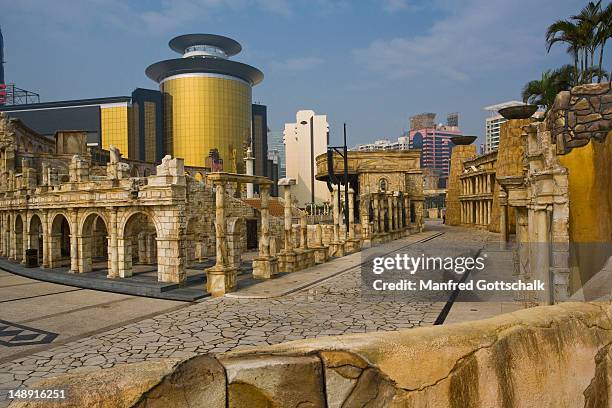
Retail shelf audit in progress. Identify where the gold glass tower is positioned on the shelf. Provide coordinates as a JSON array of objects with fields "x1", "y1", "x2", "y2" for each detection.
[{"x1": 146, "y1": 34, "x2": 263, "y2": 172}]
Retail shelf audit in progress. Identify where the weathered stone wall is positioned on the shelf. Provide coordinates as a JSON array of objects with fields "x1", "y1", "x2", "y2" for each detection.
[
  {"x1": 11, "y1": 302, "x2": 612, "y2": 408},
  {"x1": 548, "y1": 82, "x2": 611, "y2": 151},
  {"x1": 446, "y1": 144, "x2": 476, "y2": 225}
]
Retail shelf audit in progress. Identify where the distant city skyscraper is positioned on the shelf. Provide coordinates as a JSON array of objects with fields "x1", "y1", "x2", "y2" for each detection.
[
  {"x1": 268, "y1": 130, "x2": 286, "y2": 178},
  {"x1": 483, "y1": 101, "x2": 523, "y2": 152},
  {"x1": 408, "y1": 113, "x2": 462, "y2": 186}
]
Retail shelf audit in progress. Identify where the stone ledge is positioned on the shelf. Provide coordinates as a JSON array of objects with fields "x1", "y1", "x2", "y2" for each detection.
[{"x1": 9, "y1": 302, "x2": 612, "y2": 408}]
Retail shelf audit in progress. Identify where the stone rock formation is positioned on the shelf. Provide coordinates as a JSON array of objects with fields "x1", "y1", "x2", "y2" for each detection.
[{"x1": 10, "y1": 302, "x2": 612, "y2": 408}]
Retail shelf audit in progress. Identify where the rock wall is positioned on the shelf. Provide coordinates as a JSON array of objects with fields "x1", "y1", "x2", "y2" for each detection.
[
  {"x1": 10, "y1": 302, "x2": 612, "y2": 408},
  {"x1": 446, "y1": 144, "x2": 476, "y2": 225}
]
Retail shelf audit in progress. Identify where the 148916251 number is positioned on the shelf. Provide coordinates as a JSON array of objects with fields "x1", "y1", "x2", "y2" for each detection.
[{"x1": 8, "y1": 389, "x2": 66, "y2": 400}]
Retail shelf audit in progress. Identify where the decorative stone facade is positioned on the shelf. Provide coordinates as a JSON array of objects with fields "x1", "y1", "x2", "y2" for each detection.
[{"x1": 446, "y1": 82, "x2": 611, "y2": 304}]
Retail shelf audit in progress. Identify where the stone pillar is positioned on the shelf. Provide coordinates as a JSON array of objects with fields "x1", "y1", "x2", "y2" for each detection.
[
  {"x1": 372, "y1": 194, "x2": 379, "y2": 235},
  {"x1": 145, "y1": 233, "x2": 157, "y2": 264},
  {"x1": 300, "y1": 213, "x2": 308, "y2": 249},
  {"x1": 77, "y1": 235, "x2": 92, "y2": 273},
  {"x1": 21, "y1": 211, "x2": 29, "y2": 264},
  {"x1": 348, "y1": 188, "x2": 355, "y2": 240},
  {"x1": 277, "y1": 178, "x2": 298, "y2": 272},
  {"x1": 107, "y1": 207, "x2": 119, "y2": 278},
  {"x1": 500, "y1": 203, "x2": 509, "y2": 248},
  {"x1": 138, "y1": 232, "x2": 147, "y2": 264},
  {"x1": 117, "y1": 236, "x2": 132, "y2": 278},
  {"x1": 386, "y1": 193, "x2": 393, "y2": 233},
  {"x1": 311, "y1": 224, "x2": 329, "y2": 264},
  {"x1": 206, "y1": 181, "x2": 238, "y2": 295},
  {"x1": 41, "y1": 211, "x2": 49, "y2": 268},
  {"x1": 532, "y1": 207, "x2": 552, "y2": 304},
  {"x1": 245, "y1": 147, "x2": 255, "y2": 199},
  {"x1": 253, "y1": 184, "x2": 279, "y2": 279},
  {"x1": 403, "y1": 195, "x2": 410, "y2": 236}
]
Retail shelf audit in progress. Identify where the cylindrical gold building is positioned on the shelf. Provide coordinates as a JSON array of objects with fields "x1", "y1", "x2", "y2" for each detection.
[{"x1": 146, "y1": 34, "x2": 263, "y2": 172}]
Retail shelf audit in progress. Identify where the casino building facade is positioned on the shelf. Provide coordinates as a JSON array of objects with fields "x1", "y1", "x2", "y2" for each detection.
[{"x1": 146, "y1": 34, "x2": 264, "y2": 172}]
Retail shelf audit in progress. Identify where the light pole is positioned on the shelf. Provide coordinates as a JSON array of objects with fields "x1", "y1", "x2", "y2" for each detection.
[{"x1": 300, "y1": 115, "x2": 315, "y2": 212}]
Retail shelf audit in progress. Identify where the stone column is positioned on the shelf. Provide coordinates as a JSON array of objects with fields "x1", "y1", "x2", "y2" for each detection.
[
  {"x1": 206, "y1": 181, "x2": 238, "y2": 295},
  {"x1": 41, "y1": 211, "x2": 49, "y2": 268},
  {"x1": 69, "y1": 212, "x2": 79, "y2": 273},
  {"x1": 245, "y1": 147, "x2": 255, "y2": 199},
  {"x1": 386, "y1": 193, "x2": 393, "y2": 233},
  {"x1": 403, "y1": 195, "x2": 410, "y2": 236},
  {"x1": 253, "y1": 183, "x2": 279, "y2": 279},
  {"x1": 277, "y1": 178, "x2": 298, "y2": 272},
  {"x1": 348, "y1": 188, "x2": 355, "y2": 240},
  {"x1": 500, "y1": 204, "x2": 509, "y2": 248},
  {"x1": 107, "y1": 207, "x2": 119, "y2": 278},
  {"x1": 77, "y1": 235, "x2": 92, "y2": 273},
  {"x1": 532, "y1": 207, "x2": 552, "y2": 304},
  {"x1": 21, "y1": 211, "x2": 29, "y2": 264},
  {"x1": 311, "y1": 224, "x2": 329, "y2": 264},
  {"x1": 372, "y1": 194, "x2": 379, "y2": 235},
  {"x1": 332, "y1": 186, "x2": 340, "y2": 243}
]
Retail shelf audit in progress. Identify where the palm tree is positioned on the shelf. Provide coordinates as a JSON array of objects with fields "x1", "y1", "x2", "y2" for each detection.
[
  {"x1": 546, "y1": 20, "x2": 581, "y2": 85},
  {"x1": 572, "y1": 1, "x2": 601, "y2": 82},
  {"x1": 594, "y1": 2, "x2": 612, "y2": 82},
  {"x1": 546, "y1": 1, "x2": 611, "y2": 84},
  {"x1": 522, "y1": 65, "x2": 575, "y2": 112}
]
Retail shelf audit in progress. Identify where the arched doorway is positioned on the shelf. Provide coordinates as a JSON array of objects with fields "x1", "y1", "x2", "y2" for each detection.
[
  {"x1": 50, "y1": 213, "x2": 71, "y2": 268},
  {"x1": 80, "y1": 213, "x2": 109, "y2": 273},
  {"x1": 29, "y1": 214, "x2": 44, "y2": 266},
  {"x1": 120, "y1": 212, "x2": 158, "y2": 278}
]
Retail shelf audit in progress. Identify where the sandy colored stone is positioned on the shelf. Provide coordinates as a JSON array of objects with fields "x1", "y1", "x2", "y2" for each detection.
[
  {"x1": 9, "y1": 360, "x2": 181, "y2": 408},
  {"x1": 219, "y1": 354, "x2": 326, "y2": 408}
]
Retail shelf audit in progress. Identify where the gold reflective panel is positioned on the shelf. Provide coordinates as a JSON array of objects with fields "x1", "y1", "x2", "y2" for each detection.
[
  {"x1": 101, "y1": 105, "x2": 130, "y2": 157},
  {"x1": 161, "y1": 76, "x2": 252, "y2": 172},
  {"x1": 144, "y1": 101, "x2": 157, "y2": 162}
]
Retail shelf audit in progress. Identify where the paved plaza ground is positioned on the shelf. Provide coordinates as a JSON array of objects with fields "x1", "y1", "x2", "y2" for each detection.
[{"x1": 0, "y1": 221, "x2": 514, "y2": 407}]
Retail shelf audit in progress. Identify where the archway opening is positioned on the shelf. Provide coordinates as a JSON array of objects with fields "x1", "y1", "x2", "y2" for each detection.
[
  {"x1": 50, "y1": 214, "x2": 71, "y2": 268},
  {"x1": 120, "y1": 212, "x2": 158, "y2": 278},
  {"x1": 81, "y1": 213, "x2": 109, "y2": 273},
  {"x1": 29, "y1": 214, "x2": 44, "y2": 265}
]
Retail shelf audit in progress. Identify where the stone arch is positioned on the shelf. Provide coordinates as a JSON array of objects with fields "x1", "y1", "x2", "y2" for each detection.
[
  {"x1": 226, "y1": 217, "x2": 246, "y2": 268},
  {"x1": 130, "y1": 166, "x2": 139, "y2": 177},
  {"x1": 25, "y1": 141, "x2": 33, "y2": 152},
  {"x1": 194, "y1": 172, "x2": 204, "y2": 182},
  {"x1": 28, "y1": 213, "x2": 44, "y2": 266},
  {"x1": 13, "y1": 214, "x2": 24, "y2": 262},
  {"x1": 118, "y1": 210, "x2": 159, "y2": 278},
  {"x1": 49, "y1": 212, "x2": 72, "y2": 268},
  {"x1": 378, "y1": 177, "x2": 389, "y2": 192},
  {"x1": 78, "y1": 211, "x2": 109, "y2": 273}
]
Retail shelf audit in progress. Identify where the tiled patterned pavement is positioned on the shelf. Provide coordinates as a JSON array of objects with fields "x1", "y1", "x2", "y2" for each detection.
[{"x1": 0, "y1": 223, "x2": 494, "y2": 406}]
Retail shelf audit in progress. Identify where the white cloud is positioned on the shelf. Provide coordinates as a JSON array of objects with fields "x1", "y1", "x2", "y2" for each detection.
[
  {"x1": 270, "y1": 56, "x2": 325, "y2": 72},
  {"x1": 354, "y1": 0, "x2": 575, "y2": 82}
]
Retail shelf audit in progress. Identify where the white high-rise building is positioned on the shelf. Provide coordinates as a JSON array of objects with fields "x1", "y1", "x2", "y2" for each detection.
[
  {"x1": 484, "y1": 101, "x2": 524, "y2": 152},
  {"x1": 284, "y1": 110, "x2": 330, "y2": 206}
]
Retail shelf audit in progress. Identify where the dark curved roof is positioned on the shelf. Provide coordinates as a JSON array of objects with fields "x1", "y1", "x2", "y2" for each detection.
[
  {"x1": 145, "y1": 58, "x2": 263, "y2": 85},
  {"x1": 169, "y1": 34, "x2": 242, "y2": 56}
]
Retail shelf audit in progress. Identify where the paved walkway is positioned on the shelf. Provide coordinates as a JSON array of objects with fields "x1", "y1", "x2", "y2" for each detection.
[{"x1": 0, "y1": 222, "x2": 497, "y2": 406}]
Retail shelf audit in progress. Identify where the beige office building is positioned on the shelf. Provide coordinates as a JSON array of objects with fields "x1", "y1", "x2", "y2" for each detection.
[{"x1": 284, "y1": 110, "x2": 330, "y2": 206}]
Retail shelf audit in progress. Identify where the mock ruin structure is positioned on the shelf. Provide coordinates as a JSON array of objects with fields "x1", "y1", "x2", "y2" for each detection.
[{"x1": 445, "y1": 82, "x2": 612, "y2": 304}]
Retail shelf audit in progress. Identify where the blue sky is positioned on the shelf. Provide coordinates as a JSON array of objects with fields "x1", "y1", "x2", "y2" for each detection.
[{"x1": 0, "y1": 0, "x2": 594, "y2": 147}]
